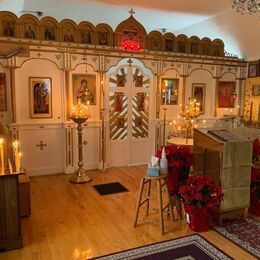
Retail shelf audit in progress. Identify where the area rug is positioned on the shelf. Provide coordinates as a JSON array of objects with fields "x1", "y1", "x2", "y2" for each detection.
[
  {"x1": 90, "y1": 234, "x2": 231, "y2": 259},
  {"x1": 93, "y1": 182, "x2": 128, "y2": 196},
  {"x1": 212, "y1": 218, "x2": 260, "y2": 258}
]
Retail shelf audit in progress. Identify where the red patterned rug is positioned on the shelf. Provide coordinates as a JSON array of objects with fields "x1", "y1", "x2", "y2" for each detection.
[{"x1": 212, "y1": 218, "x2": 260, "y2": 258}]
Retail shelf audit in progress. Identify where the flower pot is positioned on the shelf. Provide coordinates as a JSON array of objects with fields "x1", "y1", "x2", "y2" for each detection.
[
  {"x1": 185, "y1": 207, "x2": 209, "y2": 232},
  {"x1": 249, "y1": 191, "x2": 260, "y2": 217}
]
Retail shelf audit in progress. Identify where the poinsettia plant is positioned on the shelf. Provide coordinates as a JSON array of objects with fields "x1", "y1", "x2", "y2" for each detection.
[
  {"x1": 178, "y1": 175, "x2": 224, "y2": 212},
  {"x1": 156, "y1": 145, "x2": 193, "y2": 171},
  {"x1": 251, "y1": 168, "x2": 260, "y2": 200},
  {"x1": 156, "y1": 145, "x2": 193, "y2": 194},
  {"x1": 253, "y1": 139, "x2": 260, "y2": 164}
]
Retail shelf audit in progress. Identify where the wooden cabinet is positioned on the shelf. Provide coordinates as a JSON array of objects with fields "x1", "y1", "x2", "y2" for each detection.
[
  {"x1": 19, "y1": 174, "x2": 31, "y2": 217},
  {"x1": 0, "y1": 174, "x2": 23, "y2": 251}
]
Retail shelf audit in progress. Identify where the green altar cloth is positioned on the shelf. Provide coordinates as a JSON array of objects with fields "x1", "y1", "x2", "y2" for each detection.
[{"x1": 220, "y1": 140, "x2": 252, "y2": 211}]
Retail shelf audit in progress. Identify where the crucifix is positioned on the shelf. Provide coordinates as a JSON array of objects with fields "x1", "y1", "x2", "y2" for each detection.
[
  {"x1": 36, "y1": 141, "x2": 47, "y2": 150},
  {"x1": 129, "y1": 8, "x2": 135, "y2": 16},
  {"x1": 127, "y1": 58, "x2": 133, "y2": 66}
]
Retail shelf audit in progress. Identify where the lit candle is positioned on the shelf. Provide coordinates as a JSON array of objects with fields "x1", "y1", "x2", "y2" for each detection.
[
  {"x1": 0, "y1": 138, "x2": 4, "y2": 173},
  {"x1": 237, "y1": 105, "x2": 240, "y2": 116},
  {"x1": 71, "y1": 104, "x2": 75, "y2": 116}
]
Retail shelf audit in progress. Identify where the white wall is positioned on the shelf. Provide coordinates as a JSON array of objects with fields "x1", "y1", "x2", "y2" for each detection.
[
  {"x1": 0, "y1": 64, "x2": 11, "y2": 128},
  {"x1": 15, "y1": 59, "x2": 64, "y2": 124},
  {"x1": 186, "y1": 68, "x2": 215, "y2": 118}
]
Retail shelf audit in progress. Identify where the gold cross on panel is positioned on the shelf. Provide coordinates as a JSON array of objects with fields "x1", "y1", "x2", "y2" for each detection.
[{"x1": 36, "y1": 141, "x2": 47, "y2": 150}]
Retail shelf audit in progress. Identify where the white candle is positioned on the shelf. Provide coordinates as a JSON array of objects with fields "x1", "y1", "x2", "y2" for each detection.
[
  {"x1": 8, "y1": 159, "x2": 13, "y2": 174},
  {"x1": 237, "y1": 105, "x2": 240, "y2": 116},
  {"x1": 13, "y1": 140, "x2": 21, "y2": 172},
  {"x1": 0, "y1": 138, "x2": 4, "y2": 173}
]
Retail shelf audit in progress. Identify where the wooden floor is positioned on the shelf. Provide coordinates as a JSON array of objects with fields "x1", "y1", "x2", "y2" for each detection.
[{"x1": 0, "y1": 166, "x2": 257, "y2": 260}]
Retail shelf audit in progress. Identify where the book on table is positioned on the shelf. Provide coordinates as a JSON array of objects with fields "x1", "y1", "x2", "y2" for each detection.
[{"x1": 207, "y1": 129, "x2": 242, "y2": 142}]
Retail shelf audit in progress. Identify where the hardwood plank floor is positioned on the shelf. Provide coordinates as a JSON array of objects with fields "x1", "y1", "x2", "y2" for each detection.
[{"x1": 0, "y1": 166, "x2": 257, "y2": 260}]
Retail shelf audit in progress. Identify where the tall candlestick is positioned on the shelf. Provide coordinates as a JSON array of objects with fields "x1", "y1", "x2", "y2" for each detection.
[
  {"x1": 0, "y1": 138, "x2": 4, "y2": 173},
  {"x1": 237, "y1": 105, "x2": 240, "y2": 116},
  {"x1": 249, "y1": 101, "x2": 253, "y2": 122},
  {"x1": 13, "y1": 140, "x2": 21, "y2": 172}
]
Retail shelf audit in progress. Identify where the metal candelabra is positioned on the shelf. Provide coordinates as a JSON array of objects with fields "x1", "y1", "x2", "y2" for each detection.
[{"x1": 70, "y1": 116, "x2": 91, "y2": 184}]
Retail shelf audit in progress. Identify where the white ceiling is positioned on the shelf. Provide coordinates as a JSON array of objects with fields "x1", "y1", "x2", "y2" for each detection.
[{"x1": 1, "y1": 0, "x2": 260, "y2": 60}]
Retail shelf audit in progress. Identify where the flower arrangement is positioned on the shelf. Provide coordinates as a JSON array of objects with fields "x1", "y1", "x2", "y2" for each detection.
[
  {"x1": 156, "y1": 145, "x2": 193, "y2": 194},
  {"x1": 178, "y1": 175, "x2": 223, "y2": 212}
]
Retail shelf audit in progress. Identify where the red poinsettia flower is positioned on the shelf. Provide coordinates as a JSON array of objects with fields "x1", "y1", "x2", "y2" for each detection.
[{"x1": 178, "y1": 175, "x2": 224, "y2": 211}]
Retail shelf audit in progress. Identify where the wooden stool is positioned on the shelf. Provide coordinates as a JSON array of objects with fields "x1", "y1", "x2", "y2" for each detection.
[
  {"x1": 134, "y1": 175, "x2": 174, "y2": 235},
  {"x1": 171, "y1": 195, "x2": 183, "y2": 220}
]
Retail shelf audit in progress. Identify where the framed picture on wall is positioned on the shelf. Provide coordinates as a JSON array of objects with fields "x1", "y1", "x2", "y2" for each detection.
[
  {"x1": 161, "y1": 78, "x2": 179, "y2": 105},
  {"x1": 248, "y1": 60, "x2": 259, "y2": 78},
  {"x1": 218, "y1": 81, "x2": 236, "y2": 108},
  {"x1": 29, "y1": 77, "x2": 52, "y2": 118},
  {"x1": 72, "y1": 74, "x2": 96, "y2": 105},
  {"x1": 0, "y1": 73, "x2": 7, "y2": 111},
  {"x1": 192, "y1": 83, "x2": 206, "y2": 114},
  {"x1": 252, "y1": 84, "x2": 260, "y2": 96}
]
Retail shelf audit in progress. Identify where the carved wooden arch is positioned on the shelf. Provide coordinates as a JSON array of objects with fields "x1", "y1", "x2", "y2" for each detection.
[
  {"x1": 220, "y1": 71, "x2": 237, "y2": 79},
  {"x1": 114, "y1": 15, "x2": 147, "y2": 49},
  {"x1": 188, "y1": 36, "x2": 200, "y2": 55},
  {"x1": 0, "y1": 11, "x2": 19, "y2": 37},
  {"x1": 19, "y1": 14, "x2": 40, "y2": 40},
  {"x1": 162, "y1": 67, "x2": 181, "y2": 77},
  {"x1": 164, "y1": 32, "x2": 176, "y2": 52},
  {"x1": 147, "y1": 31, "x2": 163, "y2": 51},
  {"x1": 94, "y1": 23, "x2": 114, "y2": 46},
  {"x1": 18, "y1": 57, "x2": 62, "y2": 70},
  {"x1": 199, "y1": 37, "x2": 212, "y2": 56},
  {"x1": 212, "y1": 39, "x2": 225, "y2": 57},
  {"x1": 72, "y1": 61, "x2": 97, "y2": 72},
  {"x1": 40, "y1": 16, "x2": 59, "y2": 41},
  {"x1": 60, "y1": 19, "x2": 77, "y2": 43},
  {"x1": 188, "y1": 67, "x2": 214, "y2": 78},
  {"x1": 77, "y1": 21, "x2": 95, "y2": 44},
  {"x1": 176, "y1": 34, "x2": 188, "y2": 53}
]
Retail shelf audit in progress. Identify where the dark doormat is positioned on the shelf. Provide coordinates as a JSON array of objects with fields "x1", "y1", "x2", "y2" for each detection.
[{"x1": 93, "y1": 182, "x2": 129, "y2": 196}]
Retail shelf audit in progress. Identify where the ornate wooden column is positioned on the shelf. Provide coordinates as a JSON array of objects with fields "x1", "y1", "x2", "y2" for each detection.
[
  {"x1": 63, "y1": 52, "x2": 74, "y2": 173},
  {"x1": 214, "y1": 78, "x2": 219, "y2": 117},
  {"x1": 98, "y1": 70, "x2": 107, "y2": 172},
  {"x1": 182, "y1": 76, "x2": 187, "y2": 110},
  {"x1": 7, "y1": 57, "x2": 18, "y2": 123}
]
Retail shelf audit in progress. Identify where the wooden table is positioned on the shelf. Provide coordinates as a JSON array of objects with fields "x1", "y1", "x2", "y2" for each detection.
[{"x1": 0, "y1": 173, "x2": 23, "y2": 251}]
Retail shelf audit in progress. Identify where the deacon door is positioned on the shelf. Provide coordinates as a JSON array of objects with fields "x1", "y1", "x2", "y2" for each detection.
[{"x1": 106, "y1": 62, "x2": 154, "y2": 166}]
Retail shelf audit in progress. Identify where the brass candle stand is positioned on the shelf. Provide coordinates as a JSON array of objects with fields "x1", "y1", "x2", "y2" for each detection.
[
  {"x1": 70, "y1": 116, "x2": 91, "y2": 183},
  {"x1": 100, "y1": 108, "x2": 107, "y2": 173}
]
